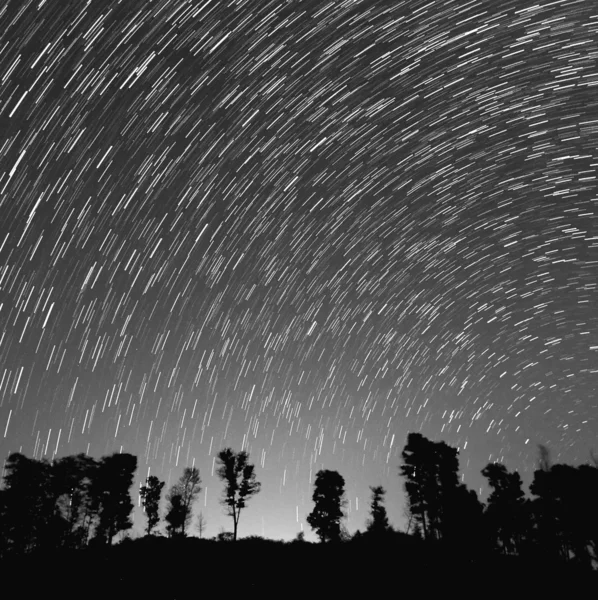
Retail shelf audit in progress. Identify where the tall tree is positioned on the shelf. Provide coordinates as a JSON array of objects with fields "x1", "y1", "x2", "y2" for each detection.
[
  {"x1": 366, "y1": 485, "x2": 390, "y2": 535},
  {"x1": 0, "y1": 453, "x2": 54, "y2": 554},
  {"x1": 195, "y1": 511, "x2": 207, "y2": 539},
  {"x1": 577, "y1": 464, "x2": 598, "y2": 565},
  {"x1": 51, "y1": 453, "x2": 98, "y2": 549},
  {"x1": 400, "y1": 433, "x2": 433, "y2": 540},
  {"x1": 215, "y1": 448, "x2": 261, "y2": 541},
  {"x1": 531, "y1": 461, "x2": 598, "y2": 568},
  {"x1": 92, "y1": 452, "x2": 137, "y2": 545},
  {"x1": 441, "y1": 482, "x2": 485, "y2": 554},
  {"x1": 140, "y1": 475, "x2": 165, "y2": 536},
  {"x1": 399, "y1": 433, "x2": 461, "y2": 542},
  {"x1": 306, "y1": 469, "x2": 347, "y2": 543},
  {"x1": 481, "y1": 462, "x2": 526, "y2": 555},
  {"x1": 166, "y1": 467, "x2": 202, "y2": 537},
  {"x1": 0, "y1": 488, "x2": 9, "y2": 558}
]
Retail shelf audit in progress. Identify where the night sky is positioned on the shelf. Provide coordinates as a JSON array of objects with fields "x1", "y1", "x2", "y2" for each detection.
[{"x1": 1, "y1": 0, "x2": 597, "y2": 542}]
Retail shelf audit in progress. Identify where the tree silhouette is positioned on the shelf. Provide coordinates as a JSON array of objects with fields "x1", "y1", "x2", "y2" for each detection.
[
  {"x1": 530, "y1": 461, "x2": 598, "y2": 568},
  {"x1": 306, "y1": 469, "x2": 347, "y2": 543},
  {"x1": 165, "y1": 467, "x2": 201, "y2": 537},
  {"x1": 52, "y1": 453, "x2": 98, "y2": 549},
  {"x1": 0, "y1": 451, "x2": 206, "y2": 553},
  {"x1": 366, "y1": 485, "x2": 390, "y2": 536},
  {"x1": 195, "y1": 511, "x2": 207, "y2": 538},
  {"x1": 400, "y1": 433, "x2": 433, "y2": 540},
  {"x1": 215, "y1": 448, "x2": 261, "y2": 541},
  {"x1": 2, "y1": 435, "x2": 597, "y2": 584},
  {"x1": 0, "y1": 488, "x2": 8, "y2": 558},
  {"x1": 165, "y1": 493, "x2": 186, "y2": 538},
  {"x1": 577, "y1": 463, "x2": 598, "y2": 567},
  {"x1": 0, "y1": 452, "x2": 56, "y2": 554},
  {"x1": 442, "y1": 481, "x2": 485, "y2": 555},
  {"x1": 140, "y1": 475, "x2": 165, "y2": 536},
  {"x1": 481, "y1": 462, "x2": 526, "y2": 555},
  {"x1": 91, "y1": 452, "x2": 137, "y2": 546},
  {"x1": 399, "y1": 433, "x2": 461, "y2": 542}
]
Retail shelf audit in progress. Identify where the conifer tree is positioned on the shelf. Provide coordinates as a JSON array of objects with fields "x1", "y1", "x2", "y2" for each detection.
[
  {"x1": 306, "y1": 469, "x2": 347, "y2": 543},
  {"x1": 366, "y1": 485, "x2": 390, "y2": 535}
]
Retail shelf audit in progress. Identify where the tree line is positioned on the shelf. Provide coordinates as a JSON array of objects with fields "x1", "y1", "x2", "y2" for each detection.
[
  {"x1": 1, "y1": 432, "x2": 597, "y2": 571},
  {"x1": 0, "y1": 447, "x2": 259, "y2": 557},
  {"x1": 306, "y1": 433, "x2": 598, "y2": 572}
]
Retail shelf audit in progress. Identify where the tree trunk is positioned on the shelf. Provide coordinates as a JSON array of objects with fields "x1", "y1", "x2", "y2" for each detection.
[
  {"x1": 83, "y1": 509, "x2": 93, "y2": 546},
  {"x1": 420, "y1": 508, "x2": 428, "y2": 541}
]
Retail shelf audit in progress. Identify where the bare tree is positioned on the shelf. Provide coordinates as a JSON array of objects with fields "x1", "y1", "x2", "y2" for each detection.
[
  {"x1": 195, "y1": 511, "x2": 207, "y2": 539},
  {"x1": 165, "y1": 467, "x2": 202, "y2": 537}
]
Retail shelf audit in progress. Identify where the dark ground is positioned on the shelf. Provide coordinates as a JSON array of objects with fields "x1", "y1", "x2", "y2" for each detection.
[{"x1": 1, "y1": 536, "x2": 596, "y2": 598}]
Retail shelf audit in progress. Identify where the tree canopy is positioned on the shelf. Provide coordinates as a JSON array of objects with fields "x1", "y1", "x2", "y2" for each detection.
[
  {"x1": 481, "y1": 462, "x2": 526, "y2": 555},
  {"x1": 165, "y1": 467, "x2": 201, "y2": 537},
  {"x1": 1, "y1": 435, "x2": 597, "y2": 579},
  {"x1": 140, "y1": 475, "x2": 165, "y2": 536},
  {"x1": 400, "y1": 433, "x2": 461, "y2": 541},
  {"x1": 215, "y1": 448, "x2": 261, "y2": 541},
  {"x1": 91, "y1": 452, "x2": 138, "y2": 546},
  {"x1": 399, "y1": 432, "x2": 484, "y2": 551},
  {"x1": 306, "y1": 469, "x2": 347, "y2": 543},
  {"x1": 0, "y1": 450, "x2": 137, "y2": 556},
  {"x1": 530, "y1": 461, "x2": 598, "y2": 568}
]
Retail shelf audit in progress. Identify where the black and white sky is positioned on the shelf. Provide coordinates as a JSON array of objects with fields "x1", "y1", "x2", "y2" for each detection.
[{"x1": 0, "y1": 0, "x2": 597, "y2": 541}]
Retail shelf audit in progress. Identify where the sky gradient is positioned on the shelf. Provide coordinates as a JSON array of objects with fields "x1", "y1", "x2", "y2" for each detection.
[{"x1": 0, "y1": 0, "x2": 597, "y2": 541}]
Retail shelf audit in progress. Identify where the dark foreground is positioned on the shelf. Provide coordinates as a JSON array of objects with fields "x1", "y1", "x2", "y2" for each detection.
[{"x1": 2, "y1": 535, "x2": 596, "y2": 598}]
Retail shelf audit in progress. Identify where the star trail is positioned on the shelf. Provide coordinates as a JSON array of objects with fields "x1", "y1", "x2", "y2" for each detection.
[{"x1": 0, "y1": 0, "x2": 597, "y2": 541}]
